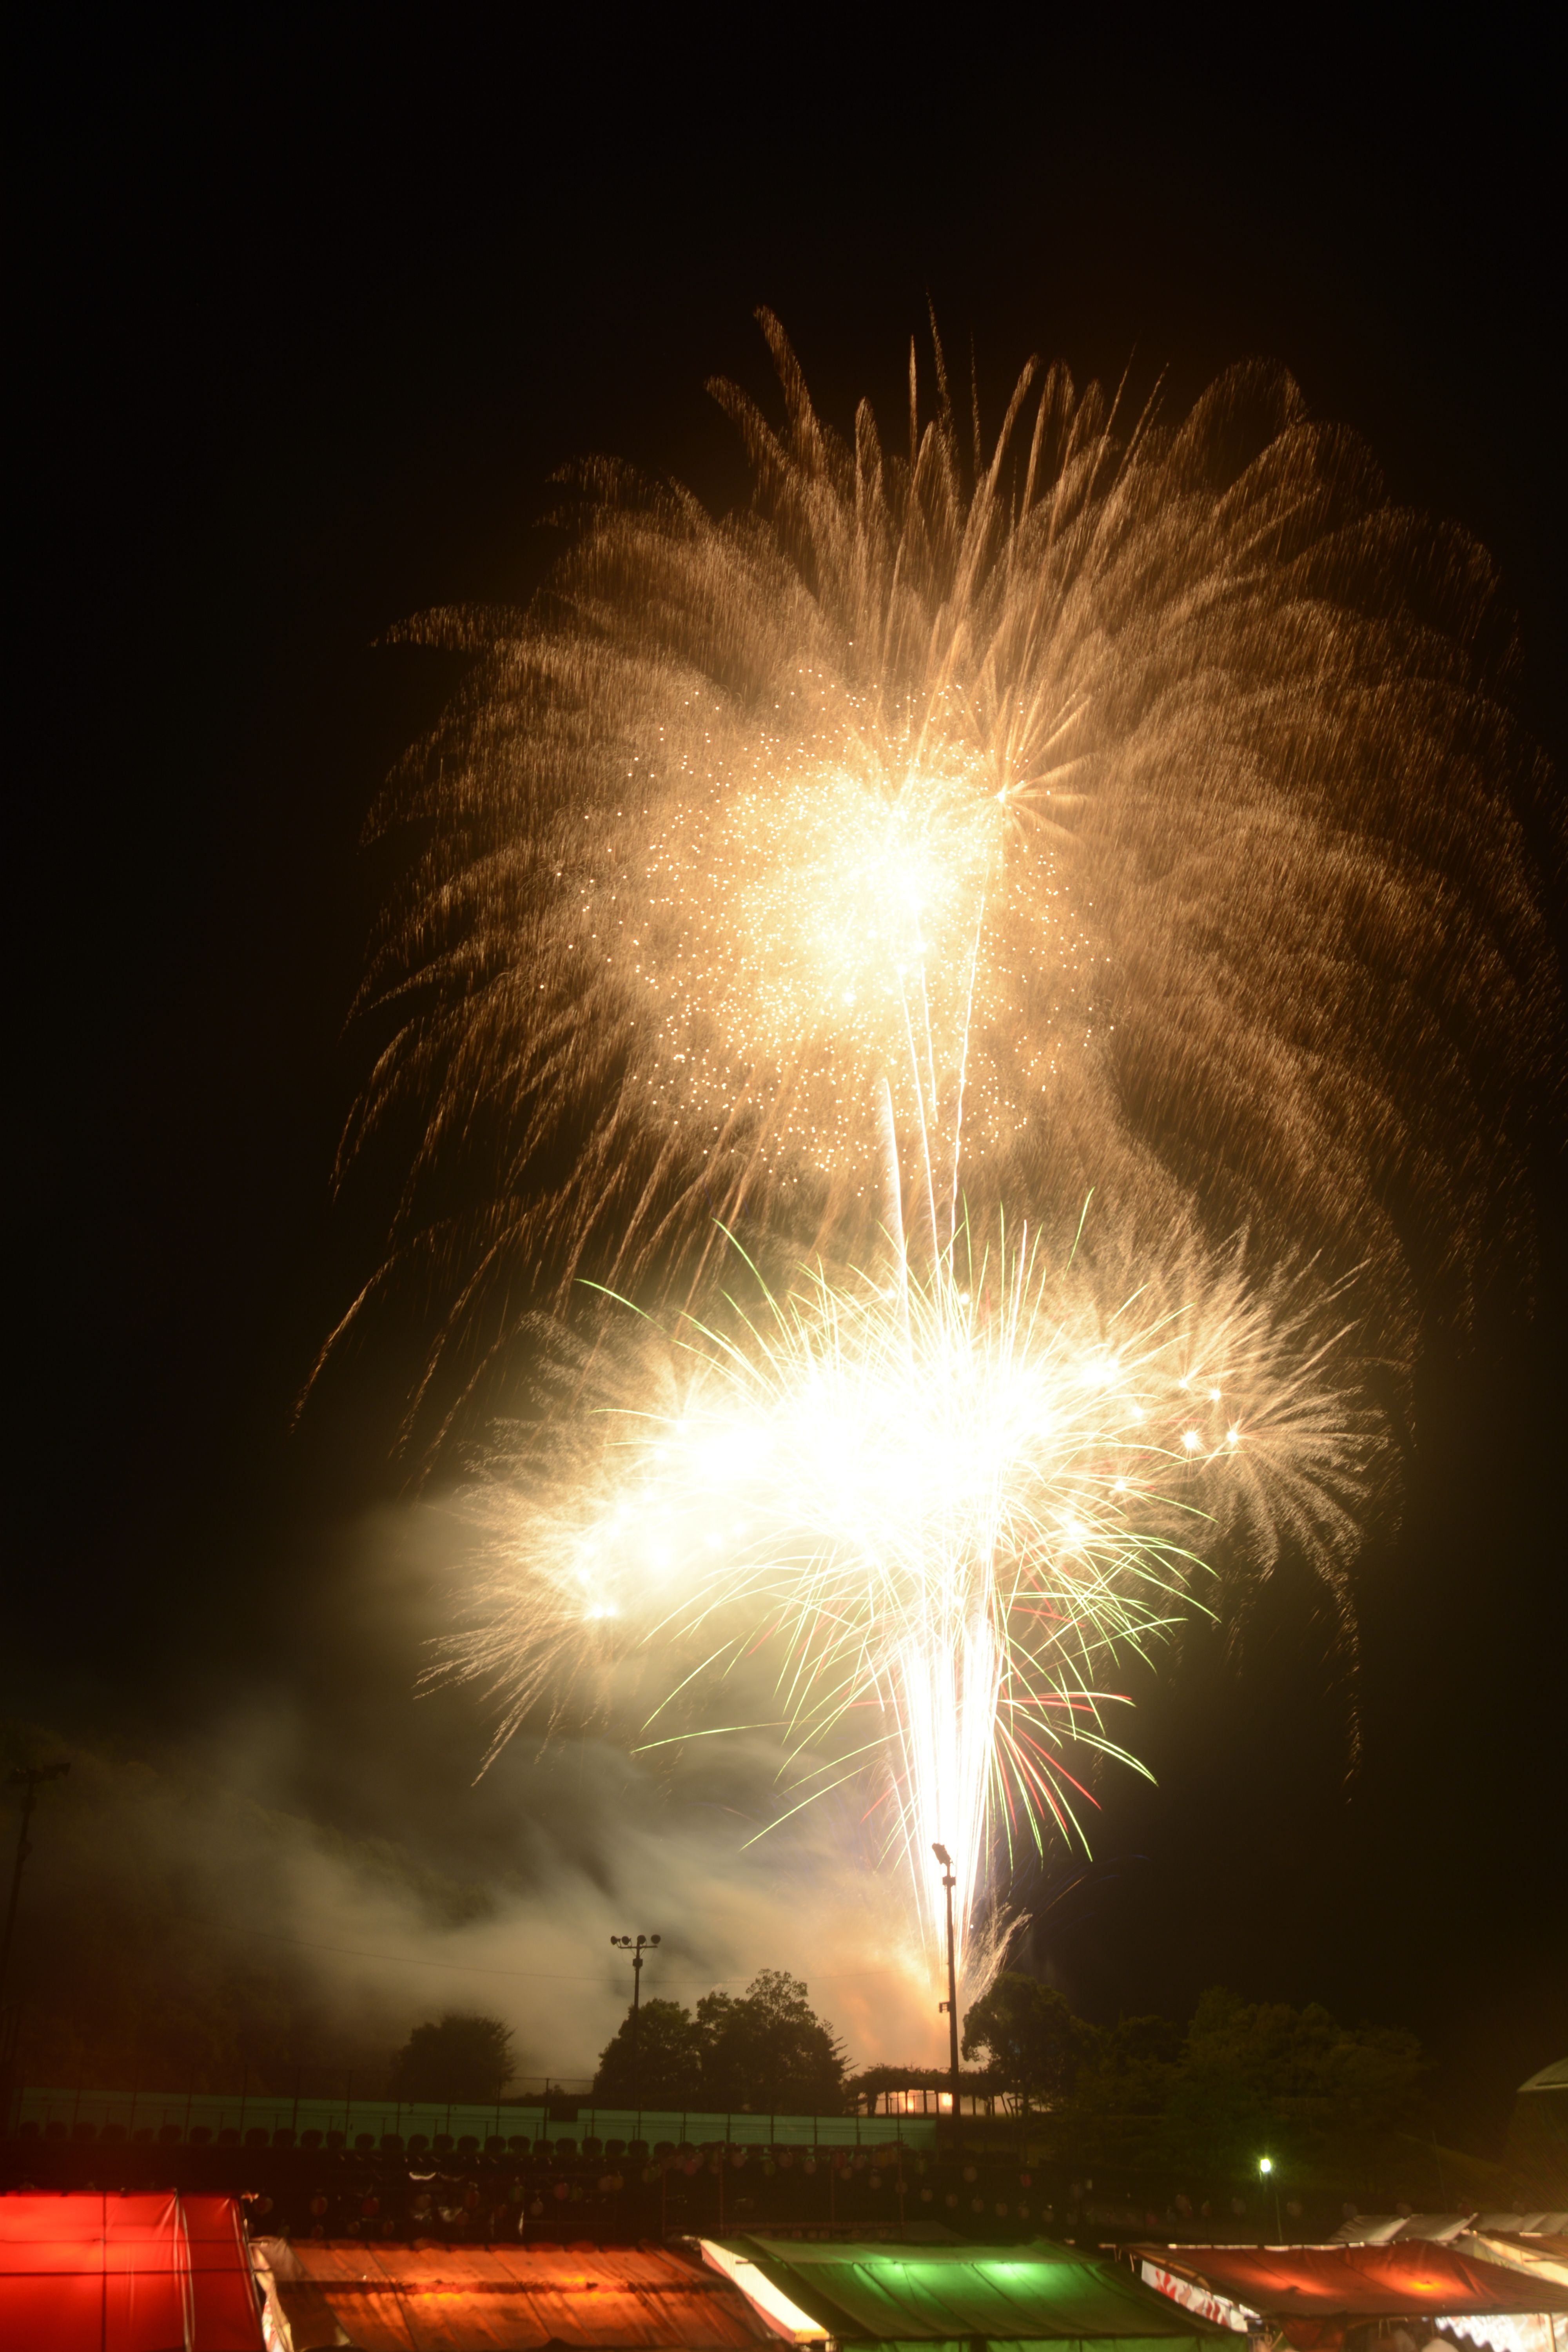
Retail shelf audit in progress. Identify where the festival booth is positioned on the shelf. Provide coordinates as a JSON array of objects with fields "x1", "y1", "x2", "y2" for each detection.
[
  {"x1": 1447, "y1": 2240, "x2": 1568, "y2": 2298},
  {"x1": 250, "y1": 2233, "x2": 1234, "y2": 2352},
  {"x1": 0, "y1": 2190, "x2": 267, "y2": 2350},
  {"x1": 700, "y1": 2234, "x2": 1232, "y2": 2351},
  {"x1": 1132, "y1": 2239, "x2": 1568, "y2": 2352},
  {"x1": 251, "y1": 2234, "x2": 774, "y2": 2352}
]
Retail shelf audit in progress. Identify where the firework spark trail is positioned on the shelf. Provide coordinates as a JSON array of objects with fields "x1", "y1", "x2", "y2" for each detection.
[
  {"x1": 450, "y1": 1227, "x2": 1371, "y2": 1979},
  {"x1": 326, "y1": 316, "x2": 1558, "y2": 1452}
]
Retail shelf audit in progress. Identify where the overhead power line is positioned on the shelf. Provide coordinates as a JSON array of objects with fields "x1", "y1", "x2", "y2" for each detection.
[{"x1": 171, "y1": 1912, "x2": 904, "y2": 1987}]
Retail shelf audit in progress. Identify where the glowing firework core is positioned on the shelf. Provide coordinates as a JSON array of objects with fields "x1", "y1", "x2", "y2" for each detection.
[
  {"x1": 466, "y1": 1235, "x2": 1356, "y2": 1984},
  {"x1": 584, "y1": 687, "x2": 1093, "y2": 1185}
]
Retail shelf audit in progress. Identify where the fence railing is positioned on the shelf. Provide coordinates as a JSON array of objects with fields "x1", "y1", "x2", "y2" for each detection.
[{"x1": 7, "y1": 2084, "x2": 935, "y2": 2151}]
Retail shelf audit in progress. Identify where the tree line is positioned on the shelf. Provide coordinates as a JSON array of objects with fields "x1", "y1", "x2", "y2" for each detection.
[
  {"x1": 958, "y1": 1974, "x2": 1431, "y2": 2188},
  {"x1": 559, "y1": 1968, "x2": 1434, "y2": 2189}
]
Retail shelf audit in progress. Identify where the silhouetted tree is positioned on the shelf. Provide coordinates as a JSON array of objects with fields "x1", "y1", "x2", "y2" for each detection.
[
  {"x1": 592, "y1": 1998, "x2": 705, "y2": 2105},
  {"x1": 961, "y1": 1973, "x2": 1087, "y2": 2108},
  {"x1": 1158, "y1": 1986, "x2": 1423, "y2": 2175},
  {"x1": 697, "y1": 1970, "x2": 846, "y2": 2112},
  {"x1": 592, "y1": 1970, "x2": 846, "y2": 2113},
  {"x1": 390, "y1": 2012, "x2": 515, "y2": 2102},
  {"x1": 1064, "y1": 2009, "x2": 1182, "y2": 2139}
]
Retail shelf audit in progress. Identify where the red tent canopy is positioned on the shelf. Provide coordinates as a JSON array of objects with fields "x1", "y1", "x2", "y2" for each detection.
[
  {"x1": 1135, "y1": 2242, "x2": 1568, "y2": 2352},
  {"x1": 0, "y1": 2191, "x2": 264, "y2": 2352}
]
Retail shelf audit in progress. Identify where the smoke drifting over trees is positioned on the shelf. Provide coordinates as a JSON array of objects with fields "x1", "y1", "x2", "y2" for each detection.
[
  {"x1": 389, "y1": 2012, "x2": 516, "y2": 2103},
  {"x1": 0, "y1": 1722, "x2": 493, "y2": 2093},
  {"x1": 0, "y1": 1713, "x2": 940, "y2": 2092}
]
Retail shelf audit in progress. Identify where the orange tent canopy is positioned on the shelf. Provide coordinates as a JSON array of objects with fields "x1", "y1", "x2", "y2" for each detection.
[
  {"x1": 257, "y1": 2236, "x2": 774, "y2": 2352},
  {"x1": 1135, "y1": 2240, "x2": 1568, "y2": 2352},
  {"x1": 1136, "y1": 2241, "x2": 1568, "y2": 2319}
]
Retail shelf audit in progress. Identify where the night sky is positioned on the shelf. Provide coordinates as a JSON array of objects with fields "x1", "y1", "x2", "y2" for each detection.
[{"x1": 13, "y1": 20, "x2": 1564, "y2": 2138}]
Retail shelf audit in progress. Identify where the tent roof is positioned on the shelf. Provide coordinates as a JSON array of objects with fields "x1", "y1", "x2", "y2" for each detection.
[
  {"x1": 0, "y1": 2191, "x2": 263, "y2": 2352},
  {"x1": 704, "y1": 2235, "x2": 1230, "y2": 2347},
  {"x1": 259, "y1": 2237, "x2": 773, "y2": 2352},
  {"x1": 1518, "y1": 2061, "x2": 1568, "y2": 2095},
  {"x1": 1134, "y1": 2242, "x2": 1568, "y2": 2322},
  {"x1": 1328, "y1": 2216, "x2": 1472, "y2": 2245},
  {"x1": 1450, "y1": 2237, "x2": 1568, "y2": 2292}
]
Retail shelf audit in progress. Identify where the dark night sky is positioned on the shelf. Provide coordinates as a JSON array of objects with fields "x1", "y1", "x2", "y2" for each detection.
[{"x1": 11, "y1": 18, "x2": 1564, "y2": 2132}]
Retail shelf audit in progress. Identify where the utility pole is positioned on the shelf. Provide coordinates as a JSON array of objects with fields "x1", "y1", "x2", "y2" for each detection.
[
  {"x1": 610, "y1": 1934, "x2": 660, "y2": 2109},
  {"x1": 1, "y1": 1764, "x2": 70, "y2": 2005},
  {"x1": 931, "y1": 1844, "x2": 960, "y2": 2118}
]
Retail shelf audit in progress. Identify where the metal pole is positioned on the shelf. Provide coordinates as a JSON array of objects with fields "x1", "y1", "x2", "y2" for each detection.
[
  {"x1": 944, "y1": 1872, "x2": 959, "y2": 2101},
  {"x1": 610, "y1": 1934, "x2": 660, "y2": 2112},
  {"x1": 932, "y1": 1844, "x2": 960, "y2": 2114}
]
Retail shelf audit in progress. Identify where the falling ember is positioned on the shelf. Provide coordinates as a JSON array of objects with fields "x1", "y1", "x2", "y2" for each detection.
[{"x1": 449, "y1": 1226, "x2": 1369, "y2": 1981}]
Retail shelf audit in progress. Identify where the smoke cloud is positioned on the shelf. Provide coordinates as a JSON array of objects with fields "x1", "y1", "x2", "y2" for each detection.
[{"x1": 4, "y1": 1492, "x2": 947, "y2": 2093}]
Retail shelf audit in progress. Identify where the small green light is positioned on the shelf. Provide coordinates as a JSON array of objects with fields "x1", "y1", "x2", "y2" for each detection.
[{"x1": 1259, "y1": 2157, "x2": 1272, "y2": 2175}]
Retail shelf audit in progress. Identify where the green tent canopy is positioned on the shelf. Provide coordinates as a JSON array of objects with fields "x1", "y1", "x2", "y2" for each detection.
[{"x1": 703, "y1": 2236, "x2": 1233, "y2": 2350}]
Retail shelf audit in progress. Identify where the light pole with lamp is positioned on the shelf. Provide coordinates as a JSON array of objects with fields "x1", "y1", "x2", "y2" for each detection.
[
  {"x1": 610, "y1": 1934, "x2": 660, "y2": 2113},
  {"x1": 1259, "y1": 2155, "x2": 1283, "y2": 2241},
  {"x1": 931, "y1": 1845, "x2": 960, "y2": 2118}
]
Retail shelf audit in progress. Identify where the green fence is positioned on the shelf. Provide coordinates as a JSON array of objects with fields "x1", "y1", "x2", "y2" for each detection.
[{"x1": 8, "y1": 2085, "x2": 935, "y2": 2151}]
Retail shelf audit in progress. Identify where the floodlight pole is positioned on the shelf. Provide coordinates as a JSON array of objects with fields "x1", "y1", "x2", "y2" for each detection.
[
  {"x1": 931, "y1": 1844, "x2": 960, "y2": 2117},
  {"x1": 610, "y1": 1933, "x2": 661, "y2": 2109}
]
